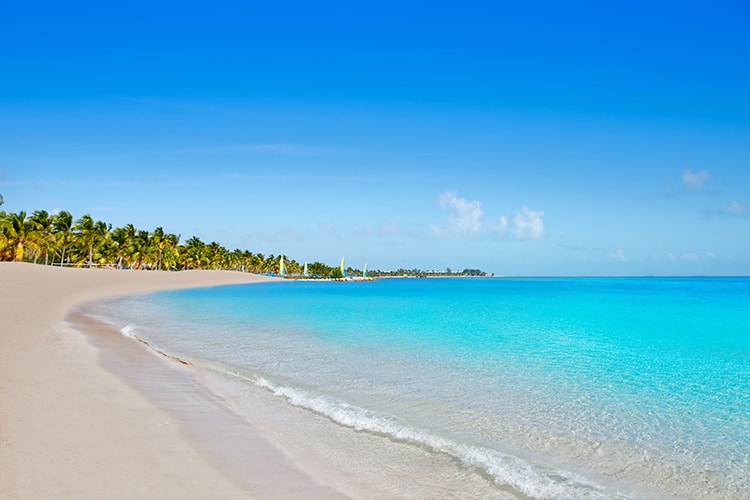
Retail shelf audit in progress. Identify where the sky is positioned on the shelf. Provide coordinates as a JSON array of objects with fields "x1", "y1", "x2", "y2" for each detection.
[{"x1": 1, "y1": 0, "x2": 749, "y2": 275}]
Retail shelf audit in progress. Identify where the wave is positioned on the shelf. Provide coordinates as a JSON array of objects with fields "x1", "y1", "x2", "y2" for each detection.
[
  {"x1": 120, "y1": 323, "x2": 137, "y2": 338},
  {"x1": 79, "y1": 305, "x2": 622, "y2": 498},
  {"x1": 221, "y1": 372, "x2": 622, "y2": 499},
  {"x1": 110, "y1": 321, "x2": 191, "y2": 366}
]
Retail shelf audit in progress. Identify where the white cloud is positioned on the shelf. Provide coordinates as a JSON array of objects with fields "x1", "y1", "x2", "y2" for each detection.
[
  {"x1": 433, "y1": 191, "x2": 484, "y2": 236},
  {"x1": 494, "y1": 215, "x2": 509, "y2": 235},
  {"x1": 611, "y1": 249, "x2": 627, "y2": 261},
  {"x1": 512, "y1": 205, "x2": 545, "y2": 240},
  {"x1": 682, "y1": 167, "x2": 710, "y2": 191},
  {"x1": 671, "y1": 251, "x2": 715, "y2": 262},
  {"x1": 432, "y1": 191, "x2": 545, "y2": 241},
  {"x1": 726, "y1": 201, "x2": 748, "y2": 215}
]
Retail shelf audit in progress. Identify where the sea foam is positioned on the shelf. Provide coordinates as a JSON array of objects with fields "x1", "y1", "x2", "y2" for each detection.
[
  {"x1": 120, "y1": 324, "x2": 137, "y2": 338},
  {"x1": 250, "y1": 375, "x2": 618, "y2": 499}
]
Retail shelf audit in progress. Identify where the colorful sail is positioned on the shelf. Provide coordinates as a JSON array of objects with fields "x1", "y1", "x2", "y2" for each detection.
[
  {"x1": 363, "y1": 263, "x2": 368, "y2": 278},
  {"x1": 340, "y1": 257, "x2": 346, "y2": 277},
  {"x1": 303, "y1": 261, "x2": 308, "y2": 277},
  {"x1": 279, "y1": 255, "x2": 285, "y2": 276}
]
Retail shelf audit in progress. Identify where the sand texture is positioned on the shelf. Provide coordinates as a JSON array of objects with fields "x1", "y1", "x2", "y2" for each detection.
[{"x1": 0, "y1": 262, "x2": 347, "y2": 499}]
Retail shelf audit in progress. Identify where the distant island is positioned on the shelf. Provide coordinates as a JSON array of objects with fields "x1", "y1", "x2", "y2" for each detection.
[
  {"x1": 365, "y1": 268, "x2": 492, "y2": 278},
  {"x1": 0, "y1": 209, "x2": 488, "y2": 278}
]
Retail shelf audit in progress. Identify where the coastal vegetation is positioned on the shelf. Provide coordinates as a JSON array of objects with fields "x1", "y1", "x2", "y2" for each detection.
[
  {"x1": 0, "y1": 208, "x2": 488, "y2": 277},
  {"x1": 0, "y1": 209, "x2": 296, "y2": 274}
]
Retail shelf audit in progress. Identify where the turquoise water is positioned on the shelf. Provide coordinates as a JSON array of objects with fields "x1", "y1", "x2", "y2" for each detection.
[{"x1": 89, "y1": 277, "x2": 750, "y2": 498}]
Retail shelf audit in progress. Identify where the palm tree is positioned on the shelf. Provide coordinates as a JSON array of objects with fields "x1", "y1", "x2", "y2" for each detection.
[
  {"x1": 0, "y1": 211, "x2": 11, "y2": 260},
  {"x1": 250, "y1": 253, "x2": 264, "y2": 273},
  {"x1": 116, "y1": 224, "x2": 137, "y2": 268},
  {"x1": 242, "y1": 250, "x2": 259, "y2": 273},
  {"x1": 286, "y1": 258, "x2": 302, "y2": 275},
  {"x1": 182, "y1": 236, "x2": 205, "y2": 269},
  {"x1": 150, "y1": 227, "x2": 179, "y2": 271},
  {"x1": 73, "y1": 214, "x2": 109, "y2": 268},
  {"x1": 160, "y1": 232, "x2": 180, "y2": 270},
  {"x1": 2, "y1": 206, "x2": 329, "y2": 275},
  {"x1": 228, "y1": 249, "x2": 245, "y2": 271},
  {"x1": 31, "y1": 210, "x2": 54, "y2": 265},
  {"x1": 5, "y1": 211, "x2": 41, "y2": 262},
  {"x1": 127, "y1": 230, "x2": 151, "y2": 269},
  {"x1": 108, "y1": 226, "x2": 130, "y2": 269},
  {"x1": 262, "y1": 254, "x2": 278, "y2": 274},
  {"x1": 52, "y1": 211, "x2": 73, "y2": 267}
]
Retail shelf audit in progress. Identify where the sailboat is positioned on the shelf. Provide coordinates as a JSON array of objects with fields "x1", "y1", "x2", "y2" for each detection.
[
  {"x1": 279, "y1": 255, "x2": 285, "y2": 277},
  {"x1": 340, "y1": 257, "x2": 346, "y2": 278},
  {"x1": 363, "y1": 263, "x2": 368, "y2": 279},
  {"x1": 303, "y1": 261, "x2": 308, "y2": 277}
]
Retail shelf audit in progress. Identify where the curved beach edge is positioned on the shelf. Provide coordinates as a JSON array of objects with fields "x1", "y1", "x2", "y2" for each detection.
[{"x1": 0, "y1": 262, "x2": 350, "y2": 499}]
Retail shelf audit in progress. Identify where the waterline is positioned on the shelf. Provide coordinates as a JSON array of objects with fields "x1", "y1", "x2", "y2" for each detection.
[{"x1": 83, "y1": 277, "x2": 750, "y2": 498}]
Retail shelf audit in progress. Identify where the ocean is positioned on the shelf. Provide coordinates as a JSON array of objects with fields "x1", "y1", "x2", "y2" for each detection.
[{"x1": 82, "y1": 277, "x2": 750, "y2": 498}]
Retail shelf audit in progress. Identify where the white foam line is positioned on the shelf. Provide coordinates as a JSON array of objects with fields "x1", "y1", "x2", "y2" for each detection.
[
  {"x1": 120, "y1": 324, "x2": 137, "y2": 338},
  {"x1": 247, "y1": 375, "x2": 620, "y2": 499}
]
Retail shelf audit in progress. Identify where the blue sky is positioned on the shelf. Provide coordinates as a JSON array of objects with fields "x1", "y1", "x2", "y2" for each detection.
[{"x1": 2, "y1": 1, "x2": 749, "y2": 275}]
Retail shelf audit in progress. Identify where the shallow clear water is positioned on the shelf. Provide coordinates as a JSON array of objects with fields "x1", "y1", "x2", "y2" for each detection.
[{"x1": 87, "y1": 277, "x2": 750, "y2": 498}]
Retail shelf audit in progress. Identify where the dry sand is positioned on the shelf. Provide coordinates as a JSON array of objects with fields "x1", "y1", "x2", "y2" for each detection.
[{"x1": 0, "y1": 262, "x2": 348, "y2": 499}]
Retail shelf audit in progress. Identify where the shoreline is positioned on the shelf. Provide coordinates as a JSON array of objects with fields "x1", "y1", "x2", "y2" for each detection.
[{"x1": 0, "y1": 262, "x2": 347, "y2": 498}]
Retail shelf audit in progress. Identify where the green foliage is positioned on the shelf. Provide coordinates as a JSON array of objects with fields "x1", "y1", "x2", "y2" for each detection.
[{"x1": 1, "y1": 208, "x2": 488, "y2": 277}]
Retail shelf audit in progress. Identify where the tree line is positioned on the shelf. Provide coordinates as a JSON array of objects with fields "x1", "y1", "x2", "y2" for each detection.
[
  {"x1": 366, "y1": 268, "x2": 490, "y2": 278},
  {"x1": 1, "y1": 208, "x2": 489, "y2": 277},
  {"x1": 0, "y1": 209, "x2": 309, "y2": 274}
]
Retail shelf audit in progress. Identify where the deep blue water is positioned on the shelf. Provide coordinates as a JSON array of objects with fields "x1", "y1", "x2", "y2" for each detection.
[{"x1": 89, "y1": 277, "x2": 750, "y2": 498}]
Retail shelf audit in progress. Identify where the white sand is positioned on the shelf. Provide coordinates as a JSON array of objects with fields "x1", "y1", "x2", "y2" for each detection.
[{"x1": 0, "y1": 262, "x2": 348, "y2": 499}]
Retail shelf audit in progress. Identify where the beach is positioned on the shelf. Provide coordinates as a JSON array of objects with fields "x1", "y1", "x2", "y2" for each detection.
[
  {"x1": 3, "y1": 263, "x2": 747, "y2": 498},
  {"x1": 0, "y1": 262, "x2": 347, "y2": 499}
]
